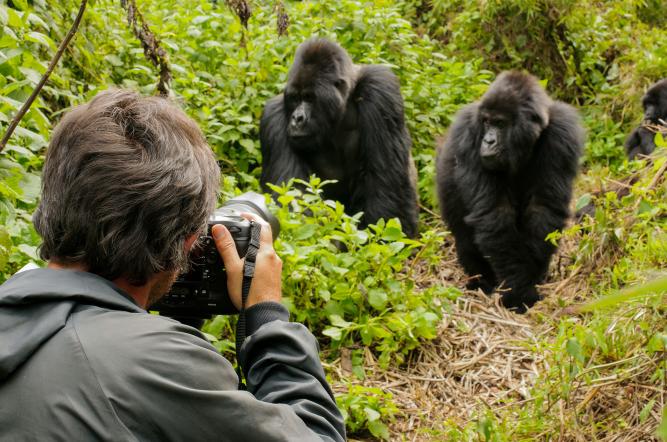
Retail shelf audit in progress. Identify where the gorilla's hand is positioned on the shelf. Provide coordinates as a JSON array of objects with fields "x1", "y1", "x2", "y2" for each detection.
[
  {"x1": 501, "y1": 286, "x2": 542, "y2": 314},
  {"x1": 465, "y1": 276, "x2": 496, "y2": 295}
]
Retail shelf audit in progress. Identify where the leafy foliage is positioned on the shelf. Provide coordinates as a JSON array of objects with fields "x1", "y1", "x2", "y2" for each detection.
[
  {"x1": 269, "y1": 178, "x2": 451, "y2": 367},
  {"x1": 336, "y1": 385, "x2": 399, "y2": 440}
]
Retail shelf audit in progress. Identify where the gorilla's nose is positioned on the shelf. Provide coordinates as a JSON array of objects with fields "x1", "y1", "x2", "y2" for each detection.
[{"x1": 291, "y1": 110, "x2": 307, "y2": 128}]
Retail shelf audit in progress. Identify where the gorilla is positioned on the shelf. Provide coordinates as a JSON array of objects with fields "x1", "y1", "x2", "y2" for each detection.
[
  {"x1": 436, "y1": 71, "x2": 584, "y2": 312},
  {"x1": 260, "y1": 38, "x2": 419, "y2": 238},
  {"x1": 625, "y1": 79, "x2": 667, "y2": 159}
]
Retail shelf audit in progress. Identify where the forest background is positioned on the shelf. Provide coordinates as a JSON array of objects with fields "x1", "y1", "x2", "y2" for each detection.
[{"x1": 0, "y1": 0, "x2": 666, "y2": 440}]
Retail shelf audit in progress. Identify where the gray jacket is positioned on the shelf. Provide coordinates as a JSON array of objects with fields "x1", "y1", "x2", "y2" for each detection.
[{"x1": 0, "y1": 269, "x2": 345, "y2": 441}]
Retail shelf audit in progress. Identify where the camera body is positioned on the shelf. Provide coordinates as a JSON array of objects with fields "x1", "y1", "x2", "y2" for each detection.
[{"x1": 153, "y1": 192, "x2": 279, "y2": 318}]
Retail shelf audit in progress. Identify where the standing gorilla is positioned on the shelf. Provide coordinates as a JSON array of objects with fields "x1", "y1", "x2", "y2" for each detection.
[
  {"x1": 260, "y1": 38, "x2": 419, "y2": 237},
  {"x1": 625, "y1": 79, "x2": 667, "y2": 159},
  {"x1": 436, "y1": 71, "x2": 584, "y2": 312}
]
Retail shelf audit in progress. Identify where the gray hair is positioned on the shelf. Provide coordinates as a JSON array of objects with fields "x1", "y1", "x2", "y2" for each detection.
[{"x1": 34, "y1": 89, "x2": 220, "y2": 285}]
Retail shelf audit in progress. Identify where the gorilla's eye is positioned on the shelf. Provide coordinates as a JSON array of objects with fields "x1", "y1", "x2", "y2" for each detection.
[
  {"x1": 334, "y1": 79, "x2": 346, "y2": 91},
  {"x1": 529, "y1": 113, "x2": 543, "y2": 125},
  {"x1": 302, "y1": 92, "x2": 315, "y2": 102},
  {"x1": 285, "y1": 92, "x2": 297, "y2": 105}
]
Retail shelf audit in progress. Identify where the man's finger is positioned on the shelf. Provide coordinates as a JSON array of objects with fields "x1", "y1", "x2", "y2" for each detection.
[
  {"x1": 211, "y1": 224, "x2": 242, "y2": 271},
  {"x1": 239, "y1": 212, "x2": 273, "y2": 247}
]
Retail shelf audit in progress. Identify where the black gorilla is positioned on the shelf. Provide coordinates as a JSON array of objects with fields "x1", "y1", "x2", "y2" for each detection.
[
  {"x1": 625, "y1": 79, "x2": 667, "y2": 159},
  {"x1": 436, "y1": 71, "x2": 584, "y2": 312},
  {"x1": 260, "y1": 38, "x2": 418, "y2": 237}
]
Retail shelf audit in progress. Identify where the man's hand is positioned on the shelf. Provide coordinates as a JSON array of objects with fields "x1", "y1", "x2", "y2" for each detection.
[{"x1": 211, "y1": 213, "x2": 282, "y2": 310}]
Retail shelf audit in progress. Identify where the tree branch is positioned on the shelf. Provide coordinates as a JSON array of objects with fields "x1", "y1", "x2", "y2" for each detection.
[
  {"x1": 120, "y1": 0, "x2": 171, "y2": 96},
  {"x1": 0, "y1": 0, "x2": 88, "y2": 153}
]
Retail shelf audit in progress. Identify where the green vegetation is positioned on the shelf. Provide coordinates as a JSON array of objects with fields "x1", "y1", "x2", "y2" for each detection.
[{"x1": 1, "y1": 0, "x2": 665, "y2": 439}]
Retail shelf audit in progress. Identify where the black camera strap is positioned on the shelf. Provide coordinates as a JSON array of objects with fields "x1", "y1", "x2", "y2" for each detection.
[{"x1": 235, "y1": 220, "x2": 261, "y2": 389}]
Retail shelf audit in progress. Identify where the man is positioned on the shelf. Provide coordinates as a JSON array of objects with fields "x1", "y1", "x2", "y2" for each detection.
[{"x1": 0, "y1": 90, "x2": 346, "y2": 441}]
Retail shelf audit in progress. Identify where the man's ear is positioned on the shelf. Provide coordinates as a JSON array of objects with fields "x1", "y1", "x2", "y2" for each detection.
[{"x1": 184, "y1": 234, "x2": 198, "y2": 253}]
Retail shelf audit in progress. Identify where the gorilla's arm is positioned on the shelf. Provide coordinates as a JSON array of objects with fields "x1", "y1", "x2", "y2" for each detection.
[
  {"x1": 638, "y1": 129, "x2": 657, "y2": 157},
  {"x1": 349, "y1": 66, "x2": 419, "y2": 237},
  {"x1": 438, "y1": 105, "x2": 497, "y2": 291},
  {"x1": 259, "y1": 95, "x2": 310, "y2": 191},
  {"x1": 521, "y1": 102, "x2": 583, "y2": 267},
  {"x1": 625, "y1": 127, "x2": 642, "y2": 159}
]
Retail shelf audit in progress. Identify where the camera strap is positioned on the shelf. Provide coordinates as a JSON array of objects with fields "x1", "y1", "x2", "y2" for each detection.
[{"x1": 235, "y1": 220, "x2": 261, "y2": 389}]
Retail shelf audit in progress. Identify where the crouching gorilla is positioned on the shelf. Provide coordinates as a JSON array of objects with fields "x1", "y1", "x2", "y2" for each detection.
[
  {"x1": 625, "y1": 79, "x2": 667, "y2": 159},
  {"x1": 260, "y1": 38, "x2": 419, "y2": 237},
  {"x1": 436, "y1": 71, "x2": 584, "y2": 312}
]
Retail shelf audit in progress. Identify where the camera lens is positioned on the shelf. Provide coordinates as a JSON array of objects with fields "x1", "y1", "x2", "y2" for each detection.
[{"x1": 218, "y1": 192, "x2": 280, "y2": 239}]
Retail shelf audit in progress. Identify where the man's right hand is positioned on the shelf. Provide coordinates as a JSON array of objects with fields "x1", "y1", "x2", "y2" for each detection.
[{"x1": 211, "y1": 213, "x2": 282, "y2": 310}]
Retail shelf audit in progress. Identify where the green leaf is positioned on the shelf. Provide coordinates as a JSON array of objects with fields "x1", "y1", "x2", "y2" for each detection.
[
  {"x1": 364, "y1": 406, "x2": 381, "y2": 422},
  {"x1": 238, "y1": 138, "x2": 256, "y2": 152},
  {"x1": 657, "y1": 406, "x2": 667, "y2": 441},
  {"x1": 19, "y1": 173, "x2": 40, "y2": 204},
  {"x1": 637, "y1": 199, "x2": 653, "y2": 215},
  {"x1": 640, "y1": 399, "x2": 655, "y2": 424},
  {"x1": 566, "y1": 338, "x2": 584, "y2": 363},
  {"x1": 381, "y1": 219, "x2": 405, "y2": 241},
  {"x1": 575, "y1": 193, "x2": 592, "y2": 212},
  {"x1": 6, "y1": 7, "x2": 22, "y2": 27},
  {"x1": 581, "y1": 275, "x2": 667, "y2": 311},
  {"x1": 17, "y1": 244, "x2": 38, "y2": 260},
  {"x1": 0, "y1": 226, "x2": 11, "y2": 269},
  {"x1": 360, "y1": 325, "x2": 375, "y2": 346},
  {"x1": 322, "y1": 326, "x2": 342, "y2": 341},
  {"x1": 368, "y1": 420, "x2": 390, "y2": 440},
  {"x1": 647, "y1": 333, "x2": 667, "y2": 353},
  {"x1": 368, "y1": 288, "x2": 388, "y2": 310},
  {"x1": 329, "y1": 314, "x2": 353, "y2": 328},
  {"x1": 293, "y1": 224, "x2": 317, "y2": 240},
  {"x1": 25, "y1": 31, "x2": 57, "y2": 50}
]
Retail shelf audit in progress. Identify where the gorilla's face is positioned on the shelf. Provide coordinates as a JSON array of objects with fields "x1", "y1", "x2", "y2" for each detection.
[
  {"x1": 477, "y1": 74, "x2": 550, "y2": 174},
  {"x1": 478, "y1": 107, "x2": 546, "y2": 173},
  {"x1": 284, "y1": 47, "x2": 353, "y2": 151},
  {"x1": 478, "y1": 109, "x2": 511, "y2": 171},
  {"x1": 284, "y1": 77, "x2": 349, "y2": 150},
  {"x1": 642, "y1": 80, "x2": 667, "y2": 123}
]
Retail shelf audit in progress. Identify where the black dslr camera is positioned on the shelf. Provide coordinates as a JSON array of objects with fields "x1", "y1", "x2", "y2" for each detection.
[{"x1": 154, "y1": 192, "x2": 279, "y2": 318}]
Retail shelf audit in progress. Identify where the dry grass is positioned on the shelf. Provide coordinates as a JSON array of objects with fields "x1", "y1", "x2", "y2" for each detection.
[{"x1": 330, "y1": 231, "x2": 666, "y2": 441}]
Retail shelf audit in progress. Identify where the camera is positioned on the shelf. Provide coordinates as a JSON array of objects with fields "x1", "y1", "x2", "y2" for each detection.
[{"x1": 153, "y1": 192, "x2": 279, "y2": 318}]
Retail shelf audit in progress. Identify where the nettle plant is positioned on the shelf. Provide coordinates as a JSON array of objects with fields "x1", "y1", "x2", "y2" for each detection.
[
  {"x1": 336, "y1": 385, "x2": 399, "y2": 441},
  {"x1": 268, "y1": 177, "x2": 449, "y2": 367}
]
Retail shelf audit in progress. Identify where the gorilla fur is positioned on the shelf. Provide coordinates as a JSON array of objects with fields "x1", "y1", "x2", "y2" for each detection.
[
  {"x1": 260, "y1": 38, "x2": 419, "y2": 237},
  {"x1": 436, "y1": 71, "x2": 584, "y2": 312},
  {"x1": 625, "y1": 79, "x2": 667, "y2": 159}
]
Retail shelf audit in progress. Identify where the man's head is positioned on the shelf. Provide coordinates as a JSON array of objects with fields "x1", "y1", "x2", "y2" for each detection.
[{"x1": 34, "y1": 89, "x2": 220, "y2": 288}]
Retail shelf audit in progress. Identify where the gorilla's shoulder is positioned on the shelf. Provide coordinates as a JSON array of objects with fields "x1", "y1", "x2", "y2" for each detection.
[
  {"x1": 357, "y1": 65, "x2": 399, "y2": 83},
  {"x1": 354, "y1": 65, "x2": 402, "y2": 100},
  {"x1": 447, "y1": 103, "x2": 481, "y2": 141},
  {"x1": 262, "y1": 93, "x2": 284, "y2": 115},
  {"x1": 545, "y1": 101, "x2": 585, "y2": 151}
]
